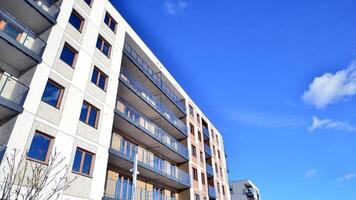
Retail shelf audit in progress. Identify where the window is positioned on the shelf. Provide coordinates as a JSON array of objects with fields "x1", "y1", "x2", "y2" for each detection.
[
  {"x1": 91, "y1": 66, "x2": 108, "y2": 91},
  {"x1": 72, "y1": 148, "x2": 94, "y2": 176},
  {"x1": 104, "y1": 12, "x2": 117, "y2": 32},
  {"x1": 196, "y1": 113, "x2": 200, "y2": 124},
  {"x1": 83, "y1": 0, "x2": 92, "y2": 7},
  {"x1": 96, "y1": 35, "x2": 111, "y2": 57},
  {"x1": 200, "y1": 151, "x2": 204, "y2": 162},
  {"x1": 217, "y1": 183, "x2": 220, "y2": 193},
  {"x1": 192, "y1": 167, "x2": 198, "y2": 181},
  {"x1": 190, "y1": 123, "x2": 194, "y2": 135},
  {"x1": 69, "y1": 10, "x2": 84, "y2": 32},
  {"x1": 194, "y1": 194, "x2": 200, "y2": 200},
  {"x1": 41, "y1": 80, "x2": 64, "y2": 108},
  {"x1": 215, "y1": 164, "x2": 218, "y2": 174},
  {"x1": 220, "y1": 167, "x2": 224, "y2": 179},
  {"x1": 80, "y1": 101, "x2": 100, "y2": 128},
  {"x1": 218, "y1": 150, "x2": 221, "y2": 159},
  {"x1": 60, "y1": 43, "x2": 78, "y2": 67},
  {"x1": 222, "y1": 185, "x2": 226, "y2": 195},
  {"x1": 198, "y1": 131, "x2": 202, "y2": 142},
  {"x1": 201, "y1": 173, "x2": 205, "y2": 185},
  {"x1": 191, "y1": 145, "x2": 196, "y2": 157},
  {"x1": 216, "y1": 134, "x2": 219, "y2": 144},
  {"x1": 189, "y1": 105, "x2": 194, "y2": 116},
  {"x1": 27, "y1": 131, "x2": 53, "y2": 163}
]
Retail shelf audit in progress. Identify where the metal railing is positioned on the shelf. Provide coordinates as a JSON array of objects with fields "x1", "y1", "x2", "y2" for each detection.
[
  {"x1": 110, "y1": 135, "x2": 190, "y2": 187},
  {"x1": 29, "y1": 0, "x2": 60, "y2": 20},
  {"x1": 115, "y1": 99, "x2": 189, "y2": 160},
  {"x1": 104, "y1": 178, "x2": 177, "y2": 200},
  {"x1": 0, "y1": 8, "x2": 46, "y2": 57},
  {"x1": 120, "y1": 69, "x2": 188, "y2": 136},
  {"x1": 0, "y1": 72, "x2": 29, "y2": 107},
  {"x1": 123, "y1": 43, "x2": 186, "y2": 115},
  {"x1": 208, "y1": 185, "x2": 216, "y2": 199},
  {"x1": 204, "y1": 143, "x2": 212, "y2": 157}
]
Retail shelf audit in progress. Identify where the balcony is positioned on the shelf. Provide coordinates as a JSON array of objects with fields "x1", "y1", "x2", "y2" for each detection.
[
  {"x1": 104, "y1": 178, "x2": 178, "y2": 200},
  {"x1": 204, "y1": 143, "x2": 212, "y2": 158},
  {"x1": 206, "y1": 163, "x2": 214, "y2": 178},
  {"x1": 203, "y1": 126, "x2": 210, "y2": 139},
  {"x1": 0, "y1": 72, "x2": 29, "y2": 120},
  {"x1": 119, "y1": 69, "x2": 187, "y2": 139},
  {"x1": 0, "y1": 144, "x2": 6, "y2": 163},
  {"x1": 244, "y1": 188, "x2": 259, "y2": 198},
  {"x1": 0, "y1": 0, "x2": 60, "y2": 33},
  {"x1": 208, "y1": 185, "x2": 216, "y2": 199},
  {"x1": 108, "y1": 135, "x2": 190, "y2": 189},
  {"x1": 114, "y1": 99, "x2": 188, "y2": 163},
  {"x1": 122, "y1": 42, "x2": 186, "y2": 116},
  {"x1": 0, "y1": 9, "x2": 46, "y2": 72}
]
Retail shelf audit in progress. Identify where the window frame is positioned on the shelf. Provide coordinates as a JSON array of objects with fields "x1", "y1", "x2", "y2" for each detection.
[
  {"x1": 192, "y1": 167, "x2": 198, "y2": 181},
  {"x1": 190, "y1": 123, "x2": 194, "y2": 135},
  {"x1": 201, "y1": 172, "x2": 205, "y2": 185},
  {"x1": 91, "y1": 66, "x2": 108, "y2": 91},
  {"x1": 104, "y1": 12, "x2": 117, "y2": 33},
  {"x1": 80, "y1": 101, "x2": 100, "y2": 129},
  {"x1": 83, "y1": 0, "x2": 93, "y2": 7},
  {"x1": 27, "y1": 131, "x2": 54, "y2": 164},
  {"x1": 96, "y1": 35, "x2": 111, "y2": 58},
  {"x1": 41, "y1": 79, "x2": 64, "y2": 109},
  {"x1": 191, "y1": 144, "x2": 196, "y2": 157},
  {"x1": 69, "y1": 9, "x2": 85, "y2": 32},
  {"x1": 72, "y1": 147, "x2": 95, "y2": 177},
  {"x1": 60, "y1": 42, "x2": 78, "y2": 68}
]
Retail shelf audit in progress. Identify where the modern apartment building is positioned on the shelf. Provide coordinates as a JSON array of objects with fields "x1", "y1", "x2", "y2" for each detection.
[
  {"x1": 230, "y1": 180, "x2": 261, "y2": 200},
  {"x1": 0, "y1": 0, "x2": 230, "y2": 199}
]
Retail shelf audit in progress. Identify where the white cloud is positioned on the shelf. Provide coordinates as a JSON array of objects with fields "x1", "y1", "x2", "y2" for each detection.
[
  {"x1": 305, "y1": 169, "x2": 317, "y2": 178},
  {"x1": 337, "y1": 173, "x2": 355, "y2": 181},
  {"x1": 308, "y1": 116, "x2": 355, "y2": 132},
  {"x1": 302, "y1": 61, "x2": 356, "y2": 108},
  {"x1": 164, "y1": 0, "x2": 188, "y2": 15}
]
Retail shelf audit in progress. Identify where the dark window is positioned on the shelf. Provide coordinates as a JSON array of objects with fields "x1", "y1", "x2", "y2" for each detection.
[
  {"x1": 72, "y1": 148, "x2": 94, "y2": 176},
  {"x1": 222, "y1": 185, "x2": 225, "y2": 195},
  {"x1": 80, "y1": 101, "x2": 99, "y2": 128},
  {"x1": 91, "y1": 66, "x2": 108, "y2": 91},
  {"x1": 215, "y1": 163, "x2": 218, "y2": 174},
  {"x1": 194, "y1": 194, "x2": 200, "y2": 200},
  {"x1": 104, "y1": 12, "x2": 117, "y2": 32},
  {"x1": 189, "y1": 105, "x2": 194, "y2": 116},
  {"x1": 27, "y1": 131, "x2": 53, "y2": 163},
  {"x1": 218, "y1": 150, "x2": 221, "y2": 159},
  {"x1": 198, "y1": 131, "x2": 202, "y2": 142},
  {"x1": 96, "y1": 35, "x2": 111, "y2": 57},
  {"x1": 193, "y1": 167, "x2": 198, "y2": 181},
  {"x1": 41, "y1": 80, "x2": 64, "y2": 108},
  {"x1": 196, "y1": 113, "x2": 200, "y2": 124},
  {"x1": 69, "y1": 10, "x2": 84, "y2": 32},
  {"x1": 83, "y1": 0, "x2": 92, "y2": 7},
  {"x1": 191, "y1": 145, "x2": 196, "y2": 157},
  {"x1": 190, "y1": 123, "x2": 194, "y2": 135},
  {"x1": 201, "y1": 173, "x2": 205, "y2": 185},
  {"x1": 220, "y1": 167, "x2": 223, "y2": 178},
  {"x1": 60, "y1": 43, "x2": 78, "y2": 67},
  {"x1": 217, "y1": 183, "x2": 220, "y2": 193},
  {"x1": 200, "y1": 151, "x2": 204, "y2": 162}
]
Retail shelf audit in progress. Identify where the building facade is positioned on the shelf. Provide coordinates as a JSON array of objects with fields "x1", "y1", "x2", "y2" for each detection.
[
  {"x1": 0, "y1": 0, "x2": 230, "y2": 199},
  {"x1": 230, "y1": 180, "x2": 260, "y2": 200}
]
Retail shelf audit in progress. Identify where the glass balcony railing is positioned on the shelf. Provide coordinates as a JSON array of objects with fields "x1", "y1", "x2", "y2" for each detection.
[
  {"x1": 208, "y1": 185, "x2": 217, "y2": 199},
  {"x1": 0, "y1": 8, "x2": 46, "y2": 58},
  {"x1": 110, "y1": 135, "x2": 190, "y2": 187},
  {"x1": 204, "y1": 143, "x2": 212, "y2": 158},
  {"x1": 123, "y1": 43, "x2": 186, "y2": 115},
  {"x1": 206, "y1": 163, "x2": 214, "y2": 177},
  {"x1": 120, "y1": 69, "x2": 188, "y2": 136},
  {"x1": 0, "y1": 72, "x2": 29, "y2": 108},
  {"x1": 203, "y1": 126, "x2": 210, "y2": 138},
  {"x1": 115, "y1": 99, "x2": 189, "y2": 160},
  {"x1": 104, "y1": 178, "x2": 177, "y2": 200},
  {"x1": 0, "y1": 144, "x2": 6, "y2": 163},
  {"x1": 29, "y1": 0, "x2": 61, "y2": 20}
]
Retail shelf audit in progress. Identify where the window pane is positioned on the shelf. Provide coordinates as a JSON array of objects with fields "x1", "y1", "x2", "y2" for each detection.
[
  {"x1": 72, "y1": 149, "x2": 82, "y2": 172},
  {"x1": 82, "y1": 152, "x2": 92, "y2": 175},
  {"x1": 88, "y1": 107, "x2": 98, "y2": 127},
  {"x1": 91, "y1": 68, "x2": 98, "y2": 85},
  {"x1": 104, "y1": 14, "x2": 110, "y2": 25},
  {"x1": 109, "y1": 22, "x2": 116, "y2": 32},
  {"x1": 60, "y1": 45, "x2": 76, "y2": 66},
  {"x1": 28, "y1": 133, "x2": 51, "y2": 162},
  {"x1": 96, "y1": 37, "x2": 102, "y2": 50},
  {"x1": 98, "y1": 74, "x2": 106, "y2": 90},
  {"x1": 84, "y1": 0, "x2": 92, "y2": 6},
  {"x1": 80, "y1": 103, "x2": 88, "y2": 123},
  {"x1": 69, "y1": 11, "x2": 82, "y2": 31},
  {"x1": 103, "y1": 43, "x2": 110, "y2": 56},
  {"x1": 42, "y1": 81, "x2": 61, "y2": 107}
]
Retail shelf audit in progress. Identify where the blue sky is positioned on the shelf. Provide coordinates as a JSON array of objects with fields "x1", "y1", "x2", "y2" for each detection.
[{"x1": 112, "y1": 0, "x2": 356, "y2": 199}]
